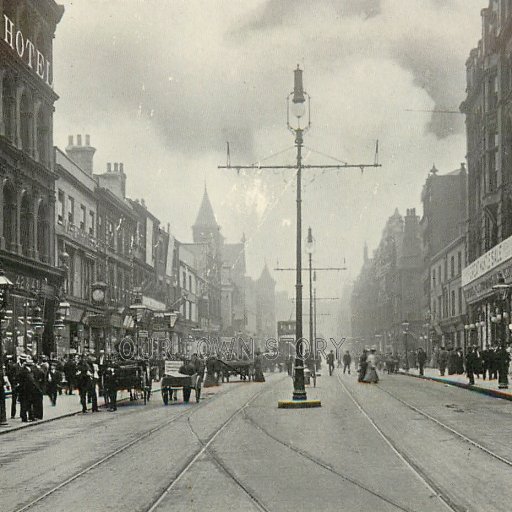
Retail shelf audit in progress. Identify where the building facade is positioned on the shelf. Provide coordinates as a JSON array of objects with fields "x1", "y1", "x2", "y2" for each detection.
[
  {"x1": 351, "y1": 208, "x2": 423, "y2": 354},
  {"x1": 461, "y1": 0, "x2": 512, "y2": 348},
  {"x1": 0, "y1": 0, "x2": 64, "y2": 356}
]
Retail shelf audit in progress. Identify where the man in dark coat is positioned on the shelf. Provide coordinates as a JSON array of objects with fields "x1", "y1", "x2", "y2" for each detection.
[
  {"x1": 342, "y1": 351, "x2": 352, "y2": 374},
  {"x1": 456, "y1": 348, "x2": 465, "y2": 374},
  {"x1": 17, "y1": 355, "x2": 35, "y2": 422},
  {"x1": 30, "y1": 361, "x2": 45, "y2": 420},
  {"x1": 447, "y1": 348, "x2": 458, "y2": 375},
  {"x1": 358, "y1": 350, "x2": 368, "y2": 382},
  {"x1": 64, "y1": 356, "x2": 76, "y2": 395},
  {"x1": 496, "y1": 345, "x2": 511, "y2": 389},
  {"x1": 103, "y1": 362, "x2": 118, "y2": 412},
  {"x1": 417, "y1": 348, "x2": 427, "y2": 376},
  {"x1": 327, "y1": 350, "x2": 335, "y2": 376},
  {"x1": 465, "y1": 346, "x2": 478, "y2": 385},
  {"x1": 46, "y1": 361, "x2": 63, "y2": 406},
  {"x1": 76, "y1": 356, "x2": 92, "y2": 413},
  {"x1": 481, "y1": 345, "x2": 492, "y2": 380},
  {"x1": 6, "y1": 356, "x2": 20, "y2": 419},
  {"x1": 438, "y1": 347, "x2": 448, "y2": 376}
]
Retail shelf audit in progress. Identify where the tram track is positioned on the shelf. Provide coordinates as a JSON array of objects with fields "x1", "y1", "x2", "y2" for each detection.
[
  {"x1": 144, "y1": 383, "x2": 274, "y2": 512},
  {"x1": 243, "y1": 410, "x2": 418, "y2": 512},
  {"x1": 10, "y1": 381, "x2": 243, "y2": 512},
  {"x1": 375, "y1": 382, "x2": 512, "y2": 469},
  {"x1": 336, "y1": 372, "x2": 463, "y2": 512}
]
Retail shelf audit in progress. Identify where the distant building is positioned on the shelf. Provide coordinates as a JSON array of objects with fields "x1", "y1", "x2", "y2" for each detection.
[
  {"x1": 351, "y1": 208, "x2": 423, "y2": 354},
  {"x1": 420, "y1": 164, "x2": 467, "y2": 353}
]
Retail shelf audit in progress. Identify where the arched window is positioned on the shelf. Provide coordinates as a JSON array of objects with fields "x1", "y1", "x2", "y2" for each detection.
[
  {"x1": 20, "y1": 191, "x2": 32, "y2": 256},
  {"x1": 36, "y1": 106, "x2": 50, "y2": 166},
  {"x1": 2, "y1": 181, "x2": 16, "y2": 251},
  {"x1": 2, "y1": 74, "x2": 15, "y2": 141},
  {"x1": 20, "y1": 90, "x2": 33, "y2": 154},
  {"x1": 37, "y1": 200, "x2": 50, "y2": 262}
]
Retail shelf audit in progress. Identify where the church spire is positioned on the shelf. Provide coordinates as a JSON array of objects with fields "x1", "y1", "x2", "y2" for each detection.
[{"x1": 193, "y1": 186, "x2": 218, "y2": 228}]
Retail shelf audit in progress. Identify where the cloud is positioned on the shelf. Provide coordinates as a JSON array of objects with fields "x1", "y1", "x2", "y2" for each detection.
[{"x1": 53, "y1": 0, "x2": 484, "y2": 300}]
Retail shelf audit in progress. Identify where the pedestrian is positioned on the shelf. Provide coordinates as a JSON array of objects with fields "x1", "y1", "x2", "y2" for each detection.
[
  {"x1": 363, "y1": 348, "x2": 379, "y2": 383},
  {"x1": 326, "y1": 350, "x2": 335, "y2": 376},
  {"x1": 447, "y1": 347, "x2": 458, "y2": 375},
  {"x1": 438, "y1": 346, "x2": 448, "y2": 376},
  {"x1": 46, "y1": 361, "x2": 62, "y2": 406},
  {"x1": 465, "y1": 345, "x2": 478, "y2": 385},
  {"x1": 88, "y1": 355, "x2": 99, "y2": 412},
  {"x1": 76, "y1": 356, "x2": 92, "y2": 413},
  {"x1": 496, "y1": 345, "x2": 511, "y2": 389},
  {"x1": 490, "y1": 347, "x2": 499, "y2": 380},
  {"x1": 286, "y1": 356, "x2": 293, "y2": 376},
  {"x1": 17, "y1": 355, "x2": 35, "y2": 422},
  {"x1": 417, "y1": 347, "x2": 427, "y2": 376},
  {"x1": 103, "y1": 362, "x2": 118, "y2": 412},
  {"x1": 342, "y1": 350, "x2": 352, "y2": 374},
  {"x1": 64, "y1": 355, "x2": 76, "y2": 395},
  {"x1": 481, "y1": 345, "x2": 492, "y2": 380},
  {"x1": 31, "y1": 360, "x2": 45, "y2": 420},
  {"x1": 456, "y1": 348, "x2": 464, "y2": 374},
  {"x1": 6, "y1": 355, "x2": 20, "y2": 419},
  {"x1": 358, "y1": 349, "x2": 368, "y2": 382}
]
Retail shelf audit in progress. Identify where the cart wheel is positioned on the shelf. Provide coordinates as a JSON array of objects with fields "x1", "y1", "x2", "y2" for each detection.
[{"x1": 183, "y1": 387, "x2": 191, "y2": 403}]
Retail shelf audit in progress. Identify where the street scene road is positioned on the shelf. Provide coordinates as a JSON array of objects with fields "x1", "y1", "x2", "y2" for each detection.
[
  {"x1": 2, "y1": 369, "x2": 512, "y2": 512},
  {"x1": 3, "y1": 2, "x2": 512, "y2": 511}
]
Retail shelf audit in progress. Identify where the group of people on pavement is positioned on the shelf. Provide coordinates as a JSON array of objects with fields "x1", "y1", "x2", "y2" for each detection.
[
  {"x1": 4, "y1": 351, "x2": 123, "y2": 422},
  {"x1": 435, "y1": 344, "x2": 511, "y2": 388},
  {"x1": 357, "y1": 348, "x2": 379, "y2": 383}
]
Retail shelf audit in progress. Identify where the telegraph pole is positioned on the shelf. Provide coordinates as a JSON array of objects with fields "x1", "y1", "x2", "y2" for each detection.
[{"x1": 218, "y1": 66, "x2": 380, "y2": 406}]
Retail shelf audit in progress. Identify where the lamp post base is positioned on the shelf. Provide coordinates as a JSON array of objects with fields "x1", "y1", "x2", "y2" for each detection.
[{"x1": 278, "y1": 399, "x2": 322, "y2": 409}]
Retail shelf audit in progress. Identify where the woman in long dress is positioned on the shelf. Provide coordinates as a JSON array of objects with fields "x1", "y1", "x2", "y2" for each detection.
[
  {"x1": 363, "y1": 348, "x2": 379, "y2": 383},
  {"x1": 254, "y1": 352, "x2": 265, "y2": 382}
]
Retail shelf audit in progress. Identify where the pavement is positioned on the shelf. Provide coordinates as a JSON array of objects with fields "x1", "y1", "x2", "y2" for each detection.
[
  {"x1": 400, "y1": 366, "x2": 512, "y2": 400},
  {"x1": 0, "y1": 381, "x2": 227, "y2": 435}
]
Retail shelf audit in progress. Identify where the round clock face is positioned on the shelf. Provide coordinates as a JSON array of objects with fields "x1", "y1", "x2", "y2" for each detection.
[{"x1": 92, "y1": 289, "x2": 105, "y2": 303}]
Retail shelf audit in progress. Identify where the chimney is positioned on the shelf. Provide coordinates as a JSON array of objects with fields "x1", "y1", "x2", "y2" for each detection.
[
  {"x1": 107, "y1": 162, "x2": 112, "y2": 172},
  {"x1": 97, "y1": 160, "x2": 127, "y2": 200},
  {"x1": 114, "y1": 162, "x2": 119, "y2": 172},
  {"x1": 65, "y1": 134, "x2": 96, "y2": 176},
  {"x1": 119, "y1": 163, "x2": 124, "y2": 173},
  {"x1": 141, "y1": 198, "x2": 146, "y2": 209}
]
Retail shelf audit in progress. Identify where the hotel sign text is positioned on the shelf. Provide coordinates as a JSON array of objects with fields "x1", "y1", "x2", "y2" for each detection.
[{"x1": 3, "y1": 15, "x2": 53, "y2": 87}]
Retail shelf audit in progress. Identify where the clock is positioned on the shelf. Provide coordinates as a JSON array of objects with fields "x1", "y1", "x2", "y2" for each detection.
[{"x1": 92, "y1": 288, "x2": 105, "y2": 303}]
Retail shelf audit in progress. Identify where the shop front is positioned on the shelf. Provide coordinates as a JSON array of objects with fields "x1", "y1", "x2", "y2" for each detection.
[{"x1": 462, "y1": 235, "x2": 512, "y2": 348}]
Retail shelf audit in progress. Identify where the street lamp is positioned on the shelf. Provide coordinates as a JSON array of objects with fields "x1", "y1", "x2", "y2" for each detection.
[
  {"x1": 32, "y1": 306, "x2": 44, "y2": 358},
  {"x1": 0, "y1": 268, "x2": 13, "y2": 426},
  {"x1": 288, "y1": 66, "x2": 311, "y2": 402},
  {"x1": 402, "y1": 320, "x2": 410, "y2": 371},
  {"x1": 492, "y1": 273, "x2": 512, "y2": 389},
  {"x1": 305, "y1": 227, "x2": 316, "y2": 385}
]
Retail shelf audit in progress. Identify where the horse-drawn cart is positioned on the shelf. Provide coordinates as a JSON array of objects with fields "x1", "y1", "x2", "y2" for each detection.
[
  {"x1": 219, "y1": 359, "x2": 254, "y2": 382},
  {"x1": 115, "y1": 360, "x2": 151, "y2": 404},
  {"x1": 161, "y1": 360, "x2": 202, "y2": 404}
]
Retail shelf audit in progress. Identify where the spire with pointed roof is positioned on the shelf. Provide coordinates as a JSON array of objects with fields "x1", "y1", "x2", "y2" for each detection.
[
  {"x1": 193, "y1": 186, "x2": 219, "y2": 228},
  {"x1": 258, "y1": 261, "x2": 275, "y2": 286}
]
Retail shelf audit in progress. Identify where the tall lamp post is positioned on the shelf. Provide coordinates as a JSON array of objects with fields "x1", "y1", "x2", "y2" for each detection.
[
  {"x1": 305, "y1": 227, "x2": 316, "y2": 385},
  {"x1": 402, "y1": 320, "x2": 410, "y2": 371},
  {"x1": 288, "y1": 66, "x2": 311, "y2": 402},
  {"x1": 492, "y1": 274, "x2": 511, "y2": 389},
  {"x1": 0, "y1": 268, "x2": 13, "y2": 426},
  {"x1": 32, "y1": 306, "x2": 44, "y2": 358}
]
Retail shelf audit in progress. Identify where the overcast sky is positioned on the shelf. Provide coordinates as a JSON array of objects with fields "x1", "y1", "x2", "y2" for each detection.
[{"x1": 53, "y1": 0, "x2": 485, "y2": 317}]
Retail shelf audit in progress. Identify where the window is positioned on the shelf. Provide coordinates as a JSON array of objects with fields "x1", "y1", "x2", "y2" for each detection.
[
  {"x1": 80, "y1": 205, "x2": 86, "y2": 231},
  {"x1": 432, "y1": 269, "x2": 436, "y2": 288},
  {"x1": 457, "y1": 251, "x2": 462, "y2": 275},
  {"x1": 183, "y1": 271, "x2": 187, "y2": 290},
  {"x1": 68, "y1": 196, "x2": 74, "y2": 225},
  {"x1": 451, "y1": 290, "x2": 456, "y2": 316},
  {"x1": 451, "y1": 256, "x2": 455, "y2": 278},
  {"x1": 458, "y1": 288, "x2": 463, "y2": 315},
  {"x1": 89, "y1": 211, "x2": 95, "y2": 236},
  {"x1": 189, "y1": 275, "x2": 192, "y2": 293},
  {"x1": 57, "y1": 190, "x2": 64, "y2": 224}
]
